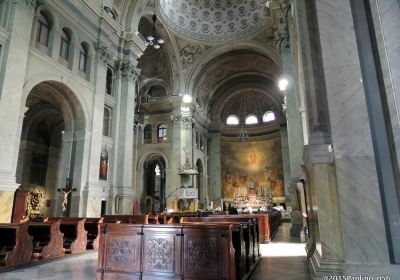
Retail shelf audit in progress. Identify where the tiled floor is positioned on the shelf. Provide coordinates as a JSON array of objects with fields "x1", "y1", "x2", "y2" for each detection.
[{"x1": 0, "y1": 222, "x2": 310, "y2": 280}]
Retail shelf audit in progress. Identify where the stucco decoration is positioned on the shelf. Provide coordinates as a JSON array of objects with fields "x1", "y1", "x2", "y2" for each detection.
[{"x1": 158, "y1": 0, "x2": 271, "y2": 43}]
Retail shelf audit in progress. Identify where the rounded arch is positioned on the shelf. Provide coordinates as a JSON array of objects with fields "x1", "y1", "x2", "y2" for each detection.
[
  {"x1": 21, "y1": 74, "x2": 90, "y2": 131},
  {"x1": 185, "y1": 43, "x2": 282, "y2": 95},
  {"x1": 137, "y1": 150, "x2": 170, "y2": 172},
  {"x1": 139, "y1": 78, "x2": 172, "y2": 97},
  {"x1": 35, "y1": 6, "x2": 56, "y2": 26},
  {"x1": 208, "y1": 74, "x2": 283, "y2": 123}
]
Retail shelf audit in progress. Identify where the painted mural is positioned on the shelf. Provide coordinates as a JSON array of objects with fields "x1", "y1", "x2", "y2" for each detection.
[{"x1": 221, "y1": 138, "x2": 284, "y2": 206}]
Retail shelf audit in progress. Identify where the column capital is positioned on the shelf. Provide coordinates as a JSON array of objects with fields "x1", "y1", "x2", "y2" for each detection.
[
  {"x1": 119, "y1": 61, "x2": 140, "y2": 82},
  {"x1": 96, "y1": 44, "x2": 114, "y2": 66},
  {"x1": 13, "y1": 0, "x2": 41, "y2": 10}
]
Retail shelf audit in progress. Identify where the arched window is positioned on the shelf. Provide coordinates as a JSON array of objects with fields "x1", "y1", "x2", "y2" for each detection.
[
  {"x1": 106, "y1": 67, "x2": 113, "y2": 95},
  {"x1": 157, "y1": 123, "x2": 167, "y2": 140},
  {"x1": 79, "y1": 43, "x2": 88, "y2": 72},
  {"x1": 195, "y1": 131, "x2": 200, "y2": 149},
  {"x1": 245, "y1": 115, "x2": 258, "y2": 125},
  {"x1": 144, "y1": 125, "x2": 152, "y2": 143},
  {"x1": 36, "y1": 12, "x2": 50, "y2": 46},
  {"x1": 59, "y1": 28, "x2": 71, "y2": 60},
  {"x1": 226, "y1": 115, "x2": 239, "y2": 125},
  {"x1": 263, "y1": 111, "x2": 276, "y2": 122},
  {"x1": 102, "y1": 107, "x2": 112, "y2": 137}
]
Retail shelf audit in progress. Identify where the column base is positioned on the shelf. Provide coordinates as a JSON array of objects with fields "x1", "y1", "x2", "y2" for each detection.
[{"x1": 308, "y1": 248, "x2": 343, "y2": 280}]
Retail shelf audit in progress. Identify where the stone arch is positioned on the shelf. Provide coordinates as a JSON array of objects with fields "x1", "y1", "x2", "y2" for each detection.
[
  {"x1": 185, "y1": 43, "x2": 282, "y2": 96},
  {"x1": 21, "y1": 74, "x2": 89, "y2": 131},
  {"x1": 16, "y1": 79, "x2": 88, "y2": 217},
  {"x1": 139, "y1": 153, "x2": 168, "y2": 213}
]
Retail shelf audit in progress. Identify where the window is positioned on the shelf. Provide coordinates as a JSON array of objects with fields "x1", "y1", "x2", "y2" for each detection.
[
  {"x1": 226, "y1": 115, "x2": 239, "y2": 125},
  {"x1": 157, "y1": 123, "x2": 167, "y2": 140},
  {"x1": 245, "y1": 115, "x2": 258, "y2": 125},
  {"x1": 263, "y1": 111, "x2": 276, "y2": 123},
  {"x1": 106, "y1": 67, "x2": 113, "y2": 95},
  {"x1": 144, "y1": 125, "x2": 152, "y2": 143},
  {"x1": 36, "y1": 12, "x2": 50, "y2": 46},
  {"x1": 102, "y1": 107, "x2": 112, "y2": 137},
  {"x1": 79, "y1": 43, "x2": 88, "y2": 72},
  {"x1": 59, "y1": 29, "x2": 70, "y2": 60},
  {"x1": 196, "y1": 131, "x2": 200, "y2": 149}
]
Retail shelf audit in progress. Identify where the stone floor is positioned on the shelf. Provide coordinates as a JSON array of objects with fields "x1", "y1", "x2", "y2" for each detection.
[
  {"x1": 249, "y1": 222, "x2": 310, "y2": 280},
  {"x1": 0, "y1": 222, "x2": 310, "y2": 280}
]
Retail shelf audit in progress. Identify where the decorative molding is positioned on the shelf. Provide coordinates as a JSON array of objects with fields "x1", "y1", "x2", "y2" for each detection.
[
  {"x1": 309, "y1": 248, "x2": 343, "y2": 279},
  {"x1": 121, "y1": 62, "x2": 140, "y2": 81},
  {"x1": 144, "y1": 237, "x2": 173, "y2": 271},
  {"x1": 158, "y1": 0, "x2": 271, "y2": 43},
  {"x1": 179, "y1": 44, "x2": 206, "y2": 70},
  {"x1": 96, "y1": 44, "x2": 114, "y2": 66},
  {"x1": 303, "y1": 144, "x2": 334, "y2": 170}
]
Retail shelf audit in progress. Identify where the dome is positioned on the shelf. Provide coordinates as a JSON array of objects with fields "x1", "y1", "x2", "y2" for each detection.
[
  {"x1": 220, "y1": 89, "x2": 280, "y2": 125},
  {"x1": 158, "y1": 0, "x2": 271, "y2": 43}
]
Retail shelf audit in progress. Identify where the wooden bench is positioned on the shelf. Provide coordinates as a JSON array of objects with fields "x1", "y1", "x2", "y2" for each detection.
[
  {"x1": 47, "y1": 217, "x2": 103, "y2": 250},
  {"x1": 213, "y1": 213, "x2": 274, "y2": 243},
  {"x1": 102, "y1": 214, "x2": 149, "y2": 224},
  {"x1": 46, "y1": 218, "x2": 87, "y2": 254},
  {"x1": 0, "y1": 222, "x2": 33, "y2": 266},
  {"x1": 97, "y1": 223, "x2": 236, "y2": 280},
  {"x1": 28, "y1": 220, "x2": 64, "y2": 259},
  {"x1": 181, "y1": 217, "x2": 260, "y2": 279}
]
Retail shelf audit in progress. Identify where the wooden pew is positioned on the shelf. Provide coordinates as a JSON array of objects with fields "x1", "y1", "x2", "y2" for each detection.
[
  {"x1": 213, "y1": 213, "x2": 273, "y2": 243},
  {"x1": 181, "y1": 217, "x2": 260, "y2": 279},
  {"x1": 102, "y1": 214, "x2": 149, "y2": 224},
  {"x1": 0, "y1": 222, "x2": 33, "y2": 266},
  {"x1": 97, "y1": 223, "x2": 236, "y2": 280},
  {"x1": 28, "y1": 220, "x2": 64, "y2": 259},
  {"x1": 46, "y1": 218, "x2": 87, "y2": 254},
  {"x1": 47, "y1": 217, "x2": 103, "y2": 250}
]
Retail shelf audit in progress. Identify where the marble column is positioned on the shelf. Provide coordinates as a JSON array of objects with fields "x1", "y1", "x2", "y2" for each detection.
[
  {"x1": 208, "y1": 131, "x2": 222, "y2": 202},
  {"x1": 68, "y1": 130, "x2": 91, "y2": 217},
  {"x1": 111, "y1": 61, "x2": 137, "y2": 214},
  {"x1": 279, "y1": 127, "x2": 291, "y2": 200},
  {"x1": 80, "y1": 46, "x2": 111, "y2": 217},
  {"x1": 291, "y1": 0, "x2": 344, "y2": 277},
  {"x1": 0, "y1": 1, "x2": 35, "y2": 222}
]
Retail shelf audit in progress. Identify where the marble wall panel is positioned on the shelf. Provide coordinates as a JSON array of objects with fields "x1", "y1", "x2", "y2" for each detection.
[
  {"x1": 315, "y1": 0, "x2": 360, "y2": 69},
  {"x1": 310, "y1": 164, "x2": 343, "y2": 260},
  {"x1": 370, "y1": 0, "x2": 400, "y2": 175},
  {"x1": 324, "y1": 65, "x2": 374, "y2": 158},
  {"x1": 335, "y1": 156, "x2": 389, "y2": 263},
  {"x1": 0, "y1": 191, "x2": 14, "y2": 222}
]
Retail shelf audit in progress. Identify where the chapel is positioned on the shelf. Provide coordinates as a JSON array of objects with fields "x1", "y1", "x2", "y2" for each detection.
[{"x1": 0, "y1": 0, "x2": 399, "y2": 279}]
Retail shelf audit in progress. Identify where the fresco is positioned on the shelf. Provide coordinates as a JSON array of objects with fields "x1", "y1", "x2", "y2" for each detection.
[{"x1": 221, "y1": 138, "x2": 284, "y2": 205}]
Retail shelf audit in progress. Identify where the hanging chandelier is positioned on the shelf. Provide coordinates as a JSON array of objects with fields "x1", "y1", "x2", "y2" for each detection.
[{"x1": 145, "y1": 15, "x2": 164, "y2": 49}]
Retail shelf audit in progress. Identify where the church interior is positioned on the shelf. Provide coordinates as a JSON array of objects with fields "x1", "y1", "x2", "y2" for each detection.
[{"x1": 0, "y1": 0, "x2": 399, "y2": 279}]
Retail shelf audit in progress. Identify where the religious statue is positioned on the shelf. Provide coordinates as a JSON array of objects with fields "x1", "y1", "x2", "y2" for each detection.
[
  {"x1": 57, "y1": 178, "x2": 76, "y2": 216},
  {"x1": 99, "y1": 150, "x2": 108, "y2": 180}
]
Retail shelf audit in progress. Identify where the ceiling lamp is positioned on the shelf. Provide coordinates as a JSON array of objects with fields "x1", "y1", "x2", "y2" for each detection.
[{"x1": 146, "y1": 14, "x2": 164, "y2": 49}]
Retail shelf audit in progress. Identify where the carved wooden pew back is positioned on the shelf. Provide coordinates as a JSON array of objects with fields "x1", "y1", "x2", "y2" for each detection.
[
  {"x1": 97, "y1": 223, "x2": 236, "y2": 280},
  {"x1": 0, "y1": 222, "x2": 33, "y2": 266},
  {"x1": 28, "y1": 220, "x2": 64, "y2": 258}
]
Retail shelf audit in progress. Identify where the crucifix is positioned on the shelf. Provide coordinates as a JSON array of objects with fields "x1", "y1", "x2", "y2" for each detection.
[{"x1": 57, "y1": 178, "x2": 77, "y2": 217}]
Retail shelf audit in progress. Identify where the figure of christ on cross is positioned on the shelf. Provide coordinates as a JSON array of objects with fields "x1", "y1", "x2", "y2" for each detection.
[{"x1": 57, "y1": 178, "x2": 77, "y2": 217}]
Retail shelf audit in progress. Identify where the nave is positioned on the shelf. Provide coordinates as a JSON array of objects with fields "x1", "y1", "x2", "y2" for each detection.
[{"x1": 0, "y1": 223, "x2": 310, "y2": 280}]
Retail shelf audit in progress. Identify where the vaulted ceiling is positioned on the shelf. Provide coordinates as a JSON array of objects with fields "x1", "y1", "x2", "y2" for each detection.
[{"x1": 121, "y1": 0, "x2": 286, "y2": 129}]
